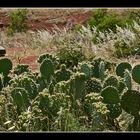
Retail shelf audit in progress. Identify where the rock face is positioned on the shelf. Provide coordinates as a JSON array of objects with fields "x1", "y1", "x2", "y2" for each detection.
[{"x1": 0, "y1": 46, "x2": 6, "y2": 56}]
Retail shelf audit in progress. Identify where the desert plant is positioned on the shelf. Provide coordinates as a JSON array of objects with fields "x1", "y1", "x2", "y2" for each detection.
[
  {"x1": 13, "y1": 64, "x2": 31, "y2": 75},
  {"x1": 40, "y1": 58, "x2": 54, "y2": 83},
  {"x1": 85, "y1": 78, "x2": 102, "y2": 93},
  {"x1": 101, "y1": 86, "x2": 120, "y2": 104},
  {"x1": 0, "y1": 58, "x2": 13, "y2": 76},
  {"x1": 103, "y1": 75, "x2": 119, "y2": 88},
  {"x1": 116, "y1": 62, "x2": 132, "y2": 78},
  {"x1": 55, "y1": 64, "x2": 72, "y2": 82},
  {"x1": 69, "y1": 72, "x2": 86, "y2": 100},
  {"x1": 11, "y1": 87, "x2": 30, "y2": 114},
  {"x1": 56, "y1": 45, "x2": 85, "y2": 68},
  {"x1": 8, "y1": 9, "x2": 28, "y2": 35},
  {"x1": 132, "y1": 65, "x2": 140, "y2": 85},
  {"x1": 121, "y1": 90, "x2": 140, "y2": 130}
]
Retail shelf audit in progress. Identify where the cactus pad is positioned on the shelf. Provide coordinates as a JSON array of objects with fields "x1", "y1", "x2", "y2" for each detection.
[
  {"x1": 107, "y1": 104, "x2": 122, "y2": 119},
  {"x1": 121, "y1": 90, "x2": 140, "y2": 116},
  {"x1": 86, "y1": 78, "x2": 102, "y2": 93},
  {"x1": 103, "y1": 75, "x2": 119, "y2": 88},
  {"x1": 132, "y1": 65, "x2": 140, "y2": 84},
  {"x1": 101, "y1": 86, "x2": 120, "y2": 104},
  {"x1": 0, "y1": 58, "x2": 13, "y2": 75},
  {"x1": 116, "y1": 62, "x2": 132, "y2": 78}
]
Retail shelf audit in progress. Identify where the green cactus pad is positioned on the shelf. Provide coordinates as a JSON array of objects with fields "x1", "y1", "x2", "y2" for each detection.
[
  {"x1": 121, "y1": 90, "x2": 140, "y2": 116},
  {"x1": 132, "y1": 65, "x2": 140, "y2": 84},
  {"x1": 101, "y1": 86, "x2": 120, "y2": 104},
  {"x1": 11, "y1": 88, "x2": 29, "y2": 111},
  {"x1": 86, "y1": 78, "x2": 102, "y2": 93},
  {"x1": 40, "y1": 58, "x2": 54, "y2": 83},
  {"x1": 116, "y1": 62, "x2": 132, "y2": 78},
  {"x1": 0, "y1": 58, "x2": 13, "y2": 75},
  {"x1": 103, "y1": 75, "x2": 119, "y2": 88},
  {"x1": 69, "y1": 72, "x2": 86, "y2": 100},
  {"x1": 80, "y1": 62, "x2": 92, "y2": 79},
  {"x1": 107, "y1": 104, "x2": 122, "y2": 119}
]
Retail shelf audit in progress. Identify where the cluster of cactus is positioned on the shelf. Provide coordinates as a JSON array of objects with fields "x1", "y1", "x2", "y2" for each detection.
[
  {"x1": 2, "y1": 53, "x2": 140, "y2": 131},
  {"x1": 38, "y1": 89, "x2": 71, "y2": 119}
]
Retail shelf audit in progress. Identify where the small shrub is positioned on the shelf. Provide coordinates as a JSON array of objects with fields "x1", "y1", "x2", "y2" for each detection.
[
  {"x1": 56, "y1": 45, "x2": 86, "y2": 68},
  {"x1": 88, "y1": 9, "x2": 133, "y2": 32},
  {"x1": 7, "y1": 9, "x2": 29, "y2": 35}
]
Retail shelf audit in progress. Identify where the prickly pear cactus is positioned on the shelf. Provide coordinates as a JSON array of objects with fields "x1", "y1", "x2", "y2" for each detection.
[
  {"x1": 91, "y1": 58, "x2": 103, "y2": 78},
  {"x1": 13, "y1": 64, "x2": 31, "y2": 75},
  {"x1": 107, "y1": 104, "x2": 122, "y2": 119},
  {"x1": 124, "y1": 69, "x2": 132, "y2": 90},
  {"x1": 101, "y1": 86, "x2": 120, "y2": 104},
  {"x1": 36, "y1": 75, "x2": 47, "y2": 92},
  {"x1": 79, "y1": 62, "x2": 92, "y2": 79},
  {"x1": 103, "y1": 75, "x2": 119, "y2": 88},
  {"x1": 40, "y1": 58, "x2": 54, "y2": 83},
  {"x1": 132, "y1": 65, "x2": 140, "y2": 84},
  {"x1": 11, "y1": 87, "x2": 30, "y2": 113},
  {"x1": 121, "y1": 90, "x2": 140, "y2": 117},
  {"x1": 54, "y1": 81, "x2": 70, "y2": 94},
  {"x1": 0, "y1": 58, "x2": 13, "y2": 75},
  {"x1": 10, "y1": 75, "x2": 38, "y2": 100},
  {"x1": 38, "y1": 53, "x2": 59, "y2": 69},
  {"x1": 69, "y1": 72, "x2": 86, "y2": 100},
  {"x1": 84, "y1": 93, "x2": 109, "y2": 123},
  {"x1": 85, "y1": 78, "x2": 102, "y2": 93},
  {"x1": 91, "y1": 57, "x2": 113, "y2": 79},
  {"x1": 38, "y1": 90, "x2": 71, "y2": 118},
  {"x1": 55, "y1": 64, "x2": 72, "y2": 82},
  {"x1": 116, "y1": 62, "x2": 132, "y2": 78}
]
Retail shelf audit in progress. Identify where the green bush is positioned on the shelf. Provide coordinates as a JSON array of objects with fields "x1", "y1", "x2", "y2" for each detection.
[
  {"x1": 8, "y1": 9, "x2": 29, "y2": 35},
  {"x1": 88, "y1": 9, "x2": 133, "y2": 32},
  {"x1": 56, "y1": 45, "x2": 85, "y2": 68}
]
